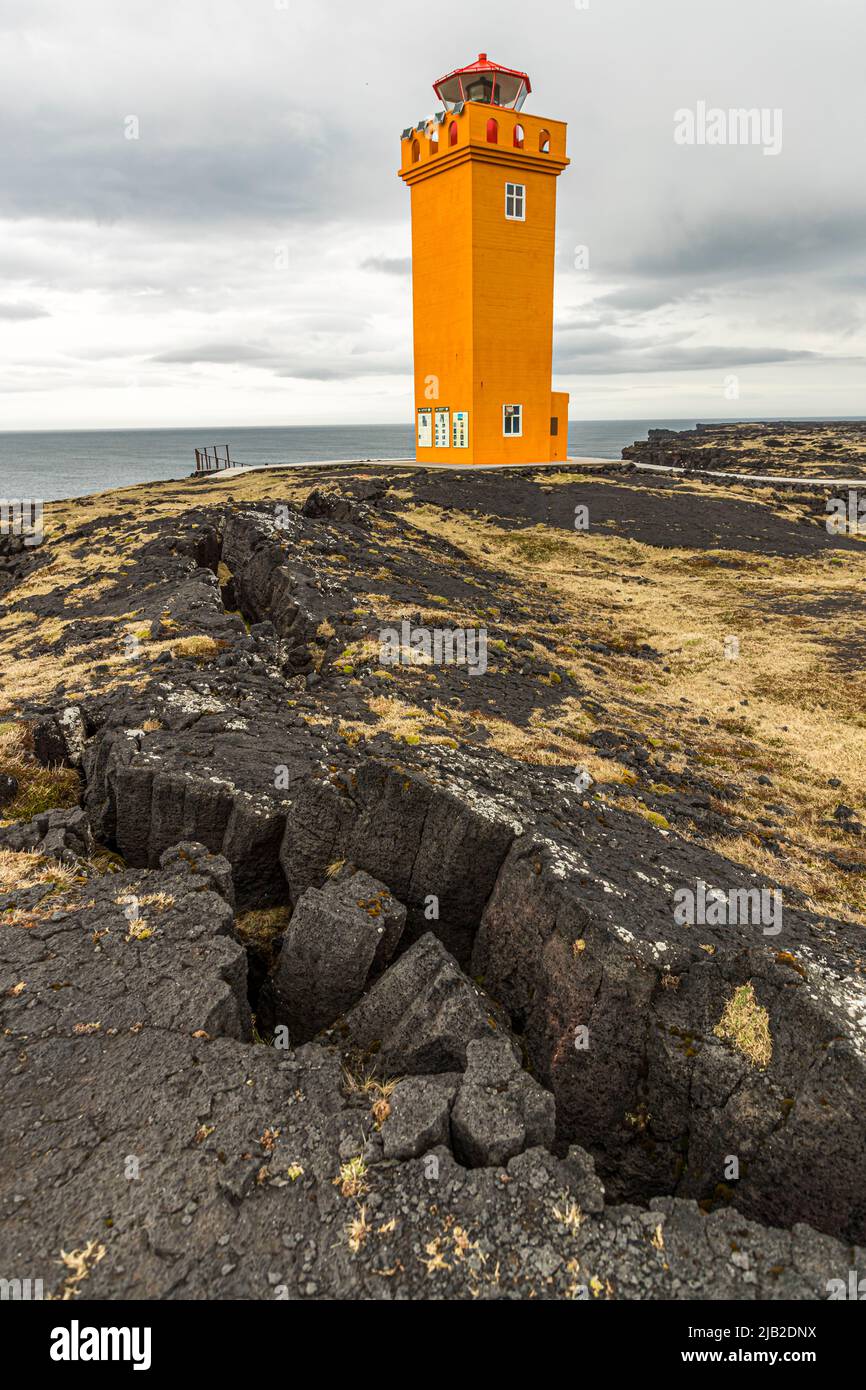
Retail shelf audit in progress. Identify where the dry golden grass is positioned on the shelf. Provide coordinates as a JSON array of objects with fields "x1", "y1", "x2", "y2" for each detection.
[
  {"x1": 0, "y1": 846, "x2": 80, "y2": 895},
  {"x1": 335, "y1": 1155, "x2": 369, "y2": 1199},
  {"x1": 0, "y1": 722, "x2": 80, "y2": 824},
  {"x1": 170, "y1": 635, "x2": 221, "y2": 661},
  {"x1": 235, "y1": 906, "x2": 291, "y2": 955},
  {"x1": 398, "y1": 501, "x2": 866, "y2": 921},
  {"x1": 0, "y1": 466, "x2": 364, "y2": 712},
  {"x1": 714, "y1": 982, "x2": 773, "y2": 1067}
]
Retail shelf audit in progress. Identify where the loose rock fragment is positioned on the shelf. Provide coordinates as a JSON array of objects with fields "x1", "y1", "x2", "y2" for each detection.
[
  {"x1": 343, "y1": 932, "x2": 512, "y2": 1075},
  {"x1": 263, "y1": 870, "x2": 406, "y2": 1044}
]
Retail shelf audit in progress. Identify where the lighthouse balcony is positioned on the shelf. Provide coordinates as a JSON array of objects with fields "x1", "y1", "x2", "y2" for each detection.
[{"x1": 399, "y1": 105, "x2": 567, "y2": 176}]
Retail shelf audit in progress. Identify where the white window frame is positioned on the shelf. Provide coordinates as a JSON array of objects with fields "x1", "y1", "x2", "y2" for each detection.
[
  {"x1": 503, "y1": 404, "x2": 523, "y2": 437},
  {"x1": 505, "y1": 181, "x2": 525, "y2": 221}
]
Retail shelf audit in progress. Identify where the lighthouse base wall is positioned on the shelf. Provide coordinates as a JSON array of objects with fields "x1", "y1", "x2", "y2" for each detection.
[{"x1": 414, "y1": 391, "x2": 569, "y2": 466}]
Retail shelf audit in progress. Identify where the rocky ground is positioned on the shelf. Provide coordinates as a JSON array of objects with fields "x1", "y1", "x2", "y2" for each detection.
[
  {"x1": 622, "y1": 420, "x2": 866, "y2": 478},
  {"x1": 1, "y1": 455, "x2": 864, "y2": 1300}
]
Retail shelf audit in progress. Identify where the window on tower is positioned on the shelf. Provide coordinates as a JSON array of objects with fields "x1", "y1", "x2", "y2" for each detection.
[
  {"x1": 539, "y1": 129, "x2": 551, "y2": 153},
  {"x1": 449, "y1": 120, "x2": 458, "y2": 146},
  {"x1": 503, "y1": 405, "x2": 523, "y2": 437},
  {"x1": 505, "y1": 182, "x2": 525, "y2": 220},
  {"x1": 486, "y1": 117, "x2": 499, "y2": 143},
  {"x1": 411, "y1": 139, "x2": 420, "y2": 163},
  {"x1": 513, "y1": 124, "x2": 525, "y2": 149}
]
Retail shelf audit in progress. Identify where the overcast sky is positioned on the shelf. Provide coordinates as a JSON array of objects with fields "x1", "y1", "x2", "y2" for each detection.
[{"x1": 1, "y1": 0, "x2": 864, "y2": 429}]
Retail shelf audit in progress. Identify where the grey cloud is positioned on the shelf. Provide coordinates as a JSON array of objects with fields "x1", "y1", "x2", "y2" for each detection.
[
  {"x1": 625, "y1": 208, "x2": 866, "y2": 283},
  {"x1": 0, "y1": 127, "x2": 337, "y2": 227},
  {"x1": 362, "y1": 256, "x2": 411, "y2": 275},
  {"x1": 0, "y1": 301, "x2": 49, "y2": 319},
  {"x1": 151, "y1": 341, "x2": 410, "y2": 380},
  {"x1": 152, "y1": 343, "x2": 274, "y2": 365},
  {"x1": 555, "y1": 343, "x2": 825, "y2": 376}
]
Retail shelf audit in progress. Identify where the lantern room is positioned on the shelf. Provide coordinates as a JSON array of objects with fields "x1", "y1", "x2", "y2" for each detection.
[{"x1": 433, "y1": 52, "x2": 531, "y2": 112}]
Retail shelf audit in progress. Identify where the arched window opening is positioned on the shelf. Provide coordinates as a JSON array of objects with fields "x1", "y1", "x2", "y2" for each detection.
[
  {"x1": 449, "y1": 120, "x2": 458, "y2": 147},
  {"x1": 411, "y1": 138, "x2": 420, "y2": 163},
  {"x1": 429, "y1": 128, "x2": 439, "y2": 154},
  {"x1": 538, "y1": 129, "x2": 551, "y2": 153},
  {"x1": 513, "y1": 124, "x2": 525, "y2": 149},
  {"x1": 486, "y1": 117, "x2": 499, "y2": 144}
]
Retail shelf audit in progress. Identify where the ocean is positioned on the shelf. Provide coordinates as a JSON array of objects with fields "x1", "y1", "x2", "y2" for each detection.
[{"x1": 0, "y1": 418, "x2": 851, "y2": 503}]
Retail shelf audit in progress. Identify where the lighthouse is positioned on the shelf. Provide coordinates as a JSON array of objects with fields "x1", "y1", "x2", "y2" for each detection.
[{"x1": 399, "y1": 53, "x2": 569, "y2": 466}]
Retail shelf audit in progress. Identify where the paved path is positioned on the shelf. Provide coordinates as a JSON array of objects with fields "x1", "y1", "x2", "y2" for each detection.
[
  {"x1": 629, "y1": 460, "x2": 866, "y2": 487},
  {"x1": 203, "y1": 456, "x2": 866, "y2": 487},
  {"x1": 221, "y1": 455, "x2": 607, "y2": 475}
]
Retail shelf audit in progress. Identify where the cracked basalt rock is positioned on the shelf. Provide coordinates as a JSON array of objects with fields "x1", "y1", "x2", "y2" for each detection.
[
  {"x1": 380, "y1": 1073, "x2": 460, "y2": 1160},
  {"x1": 82, "y1": 700, "x2": 326, "y2": 910},
  {"x1": 451, "y1": 1036, "x2": 556, "y2": 1169},
  {"x1": 0, "y1": 844, "x2": 250, "y2": 1042},
  {"x1": 32, "y1": 705, "x2": 88, "y2": 769},
  {"x1": 301, "y1": 486, "x2": 371, "y2": 528},
  {"x1": 0, "y1": 1016, "x2": 858, "y2": 1300},
  {"x1": 472, "y1": 829, "x2": 866, "y2": 1244},
  {"x1": 280, "y1": 758, "x2": 518, "y2": 964},
  {"x1": 259, "y1": 869, "x2": 406, "y2": 1044},
  {"x1": 0, "y1": 806, "x2": 93, "y2": 863},
  {"x1": 341, "y1": 932, "x2": 514, "y2": 1076},
  {"x1": 221, "y1": 508, "x2": 329, "y2": 669},
  {"x1": 3, "y1": 480, "x2": 861, "y2": 1300},
  {"x1": 159, "y1": 840, "x2": 237, "y2": 910},
  {"x1": 0, "y1": 810, "x2": 858, "y2": 1300}
]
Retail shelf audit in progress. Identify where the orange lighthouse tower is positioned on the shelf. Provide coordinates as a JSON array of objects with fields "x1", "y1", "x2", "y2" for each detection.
[{"x1": 399, "y1": 53, "x2": 569, "y2": 466}]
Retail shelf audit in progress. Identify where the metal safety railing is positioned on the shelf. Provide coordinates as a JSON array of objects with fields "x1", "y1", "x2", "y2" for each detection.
[{"x1": 195, "y1": 445, "x2": 236, "y2": 473}]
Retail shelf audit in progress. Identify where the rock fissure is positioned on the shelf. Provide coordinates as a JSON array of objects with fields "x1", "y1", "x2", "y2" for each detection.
[{"x1": 3, "y1": 472, "x2": 864, "y2": 1298}]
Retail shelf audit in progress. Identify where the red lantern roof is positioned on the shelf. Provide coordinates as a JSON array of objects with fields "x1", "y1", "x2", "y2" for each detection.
[{"x1": 433, "y1": 53, "x2": 531, "y2": 112}]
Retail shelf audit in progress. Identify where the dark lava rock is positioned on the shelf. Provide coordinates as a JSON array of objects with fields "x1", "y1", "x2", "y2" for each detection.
[
  {"x1": 32, "y1": 704, "x2": 87, "y2": 768},
  {"x1": 159, "y1": 840, "x2": 236, "y2": 910},
  {"x1": 301, "y1": 486, "x2": 368, "y2": 527},
  {"x1": 380, "y1": 1073, "x2": 460, "y2": 1161},
  {"x1": 473, "y1": 829, "x2": 866, "y2": 1245},
  {"x1": 0, "y1": 845, "x2": 250, "y2": 1041},
  {"x1": 342, "y1": 932, "x2": 512, "y2": 1075},
  {"x1": 2, "y1": 483, "x2": 861, "y2": 1300},
  {"x1": 0, "y1": 773, "x2": 18, "y2": 807},
  {"x1": 0, "y1": 806, "x2": 93, "y2": 863},
  {"x1": 451, "y1": 1036, "x2": 556, "y2": 1168},
  {"x1": 262, "y1": 870, "x2": 406, "y2": 1044},
  {"x1": 0, "y1": 818, "x2": 858, "y2": 1300},
  {"x1": 280, "y1": 758, "x2": 517, "y2": 964}
]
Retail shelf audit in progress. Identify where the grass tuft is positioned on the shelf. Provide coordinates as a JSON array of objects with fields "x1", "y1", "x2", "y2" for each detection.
[{"x1": 714, "y1": 981, "x2": 772, "y2": 1068}]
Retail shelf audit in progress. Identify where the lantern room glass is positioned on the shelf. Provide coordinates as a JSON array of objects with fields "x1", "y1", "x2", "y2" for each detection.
[{"x1": 435, "y1": 65, "x2": 529, "y2": 112}]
